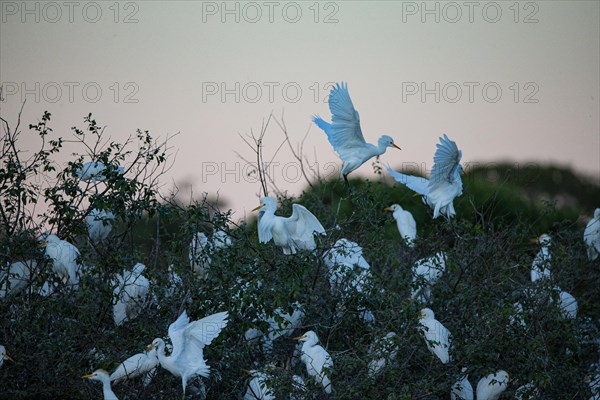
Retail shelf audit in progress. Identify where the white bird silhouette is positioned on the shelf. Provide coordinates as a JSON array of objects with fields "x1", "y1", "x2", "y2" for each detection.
[
  {"x1": 148, "y1": 310, "x2": 228, "y2": 396},
  {"x1": 387, "y1": 134, "x2": 462, "y2": 219},
  {"x1": 38, "y1": 233, "x2": 81, "y2": 288},
  {"x1": 313, "y1": 82, "x2": 401, "y2": 187},
  {"x1": 1, "y1": 260, "x2": 37, "y2": 298},
  {"x1": 584, "y1": 208, "x2": 600, "y2": 261},
  {"x1": 82, "y1": 369, "x2": 119, "y2": 400},
  {"x1": 384, "y1": 204, "x2": 417, "y2": 247},
  {"x1": 367, "y1": 332, "x2": 398, "y2": 378},
  {"x1": 295, "y1": 330, "x2": 333, "y2": 394},
  {"x1": 110, "y1": 347, "x2": 159, "y2": 387},
  {"x1": 531, "y1": 234, "x2": 552, "y2": 282},
  {"x1": 243, "y1": 370, "x2": 275, "y2": 400},
  {"x1": 418, "y1": 308, "x2": 452, "y2": 364},
  {"x1": 451, "y1": 368, "x2": 474, "y2": 400},
  {"x1": 254, "y1": 196, "x2": 325, "y2": 255},
  {"x1": 476, "y1": 370, "x2": 509, "y2": 400},
  {"x1": 189, "y1": 230, "x2": 233, "y2": 278},
  {"x1": 87, "y1": 209, "x2": 115, "y2": 243},
  {"x1": 113, "y1": 263, "x2": 150, "y2": 326},
  {"x1": 411, "y1": 252, "x2": 446, "y2": 302}
]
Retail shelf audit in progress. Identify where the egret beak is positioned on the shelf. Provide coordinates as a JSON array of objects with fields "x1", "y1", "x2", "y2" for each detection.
[
  {"x1": 4, "y1": 354, "x2": 13, "y2": 362},
  {"x1": 413, "y1": 193, "x2": 420, "y2": 197},
  {"x1": 293, "y1": 335, "x2": 306, "y2": 341},
  {"x1": 252, "y1": 205, "x2": 262, "y2": 212},
  {"x1": 38, "y1": 241, "x2": 47, "y2": 249},
  {"x1": 530, "y1": 237, "x2": 539, "y2": 244},
  {"x1": 392, "y1": 143, "x2": 402, "y2": 150},
  {"x1": 82, "y1": 373, "x2": 95, "y2": 379},
  {"x1": 146, "y1": 343, "x2": 155, "y2": 351},
  {"x1": 383, "y1": 206, "x2": 393, "y2": 212}
]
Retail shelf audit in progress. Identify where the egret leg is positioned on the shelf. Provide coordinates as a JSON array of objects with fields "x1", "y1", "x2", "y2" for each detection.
[{"x1": 343, "y1": 174, "x2": 351, "y2": 192}]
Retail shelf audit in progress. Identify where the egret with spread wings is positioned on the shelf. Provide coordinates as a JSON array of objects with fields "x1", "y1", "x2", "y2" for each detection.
[
  {"x1": 387, "y1": 134, "x2": 462, "y2": 219},
  {"x1": 253, "y1": 196, "x2": 325, "y2": 255},
  {"x1": 313, "y1": 82, "x2": 401, "y2": 187},
  {"x1": 147, "y1": 310, "x2": 228, "y2": 396}
]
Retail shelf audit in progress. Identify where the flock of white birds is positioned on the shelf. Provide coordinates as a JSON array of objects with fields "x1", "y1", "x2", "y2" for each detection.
[{"x1": 1, "y1": 82, "x2": 600, "y2": 399}]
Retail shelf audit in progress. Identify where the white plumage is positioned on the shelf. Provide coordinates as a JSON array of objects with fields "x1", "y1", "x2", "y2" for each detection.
[
  {"x1": 418, "y1": 308, "x2": 452, "y2": 364},
  {"x1": 189, "y1": 230, "x2": 233, "y2": 278},
  {"x1": 312, "y1": 82, "x2": 401, "y2": 186},
  {"x1": 110, "y1": 347, "x2": 159, "y2": 387},
  {"x1": 39, "y1": 233, "x2": 81, "y2": 288},
  {"x1": 531, "y1": 234, "x2": 552, "y2": 282},
  {"x1": 385, "y1": 204, "x2": 417, "y2": 247},
  {"x1": 77, "y1": 161, "x2": 124, "y2": 182},
  {"x1": 554, "y1": 287, "x2": 578, "y2": 319},
  {"x1": 367, "y1": 332, "x2": 398, "y2": 378},
  {"x1": 82, "y1": 369, "x2": 119, "y2": 400},
  {"x1": 148, "y1": 310, "x2": 228, "y2": 396},
  {"x1": 255, "y1": 196, "x2": 325, "y2": 255},
  {"x1": 243, "y1": 370, "x2": 275, "y2": 400},
  {"x1": 584, "y1": 208, "x2": 600, "y2": 261},
  {"x1": 387, "y1": 134, "x2": 462, "y2": 218},
  {"x1": 451, "y1": 368, "x2": 474, "y2": 400},
  {"x1": 87, "y1": 209, "x2": 115, "y2": 243},
  {"x1": 515, "y1": 382, "x2": 540, "y2": 400},
  {"x1": 324, "y1": 238, "x2": 371, "y2": 292},
  {"x1": 475, "y1": 370, "x2": 509, "y2": 400},
  {"x1": 113, "y1": 263, "x2": 150, "y2": 326},
  {"x1": 411, "y1": 252, "x2": 446, "y2": 302},
  {"x1": 0, "y1": 344, "x2": 13, "y2": 367},
  {"x1": 0, "y1": 260, "x2": 37, "y2": 298},
  {"x1": 295, "y1": 330, "x2": 333, "y2": 394},
  {"x1": 245, "y1": 302, "x2": 305, "y2": 352}
]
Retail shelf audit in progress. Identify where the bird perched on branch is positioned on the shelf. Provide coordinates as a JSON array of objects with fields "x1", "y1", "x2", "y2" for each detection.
[
  {"x1": 418, "y1": 308, "x2": 452, "y2": 364},
  {"x1": 584, "y1": 208, "x2": 600, "y2": 260},
  {"x1": 294, "y1": 330, "x2": 333, "y2": 394},
  {"x1": 313, "y1": 82, "x2": 401, "y2": 188},
  {"x1": 38, "y1": 233, "x2": 81, "y2": 289},
  {"x1": 476, "y1": 370, "x2": 509, "y2": 400},
  {"x1": 253, "y1": 196, "x2": 325, "y2": 255},
  {"x1": 82, "y1": 369, "x2": 118, "y2": 400},
  {"x1": 384, "y1": 204, "x2": 417, "y2": 247},
  {"x1": 387, "y1": 134, "x2": 463, "y2": 219}
]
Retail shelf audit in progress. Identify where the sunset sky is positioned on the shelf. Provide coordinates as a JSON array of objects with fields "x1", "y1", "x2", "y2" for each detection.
[{"x1": 1, "y1": 1, "x2": 598, "y2": 221}]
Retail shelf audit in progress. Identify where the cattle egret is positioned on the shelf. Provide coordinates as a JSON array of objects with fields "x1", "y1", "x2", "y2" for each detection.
[
  {"x1": 110, "y1": 347, "x2": 159, "y2": 387},
  {"x1": 77, "y1": 161, "x2": 124, "y2": 182},
  {"x1": 476, "y1": 370, "x2": 509, "y2": 400},
  {"x1": 245, "y1": 303, "x2": 304, "y2": 352},
  {"x1": 244, "y1": 370, "x2": 275, "y2": 400},
  {"x1": 323, "y1": 239, "x2": 370, "y2": 292},
  {"x1": 387, "y1": 134, "x2": 462, "y2": 218},
  {"x1": 367, "y1": 332, "x2": 398, "y2": 378},
  {"x1": 384, "y1": 204, "x2": 417, "y2": 247},
  {"x1": 38, "y1": 233, "x2": 81, "y2": 288},
  {"x1": 312, "y1": 82, "x2": 401, "y2": 187},
  {"x1": 411, "y1": 252, "x2": 446, "y2": 302},
  {"x1": 254, "y1": 196, "x2": 325, "y2": 255},
  {"x1": 1, "y1": 260, "x2": 37, "y2": 298},
  {"x1": 148, "y1": 310, "x2": 228, "y2": 396},
  {"x1": 451, "y1": 368, "x2": 474, "y2": 400},
  {"x1": 113, "y1": 263, "x2": 150, "y2": 326},
  {"x1": 531, "y1": 234, "x2": 552, "y2": 282},
  {"x1": 295, "y1": 331, "x2": 333, "y2": 394},
  {"x1": 554, "y1": 287, "x2": 578, "y2": 319},
  {"x1": 82, "y1": 369, "x2": 118, "y2": 400},
  {"x1": 418, "y1": 308, "x2": 452, "y2": 364},
  {"x1": 87, "y1": 209, "x2": 115, "y2": 243},
  {"x1": 584, "y1": 209, "x2": 600, "y2": 261},
  {"x1": 0, "y1": 345, "x2": 13, "y2": 367}
]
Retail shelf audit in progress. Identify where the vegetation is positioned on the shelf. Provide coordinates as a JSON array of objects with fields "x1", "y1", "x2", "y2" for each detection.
[{"x1": 1, "y1": 110, "x2": 599, "y2": 399}]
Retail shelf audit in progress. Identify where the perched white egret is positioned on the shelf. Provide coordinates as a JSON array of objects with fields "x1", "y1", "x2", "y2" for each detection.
[
  {"x1": 515, "y1": 382, "x2": 540, "y2": 400},
  {"x1": 553, "y1": 287, "x2": 578, "y2": 319},
  {"x1": 411, "y1": 252, "x2": 446, "y2": 302},
  {"x1": 38, "y1": 233, "x2": 81, "y2": 288},
  {"x1": 254, "y1": 196, "x2": 325, "y2": 255},
  {"x1": 418, "y1": 308, "x2": 452, "y2": 364},
  {"x1": 295, "y1": 331, "x2": 333, "y2": 394},
  {"x1": 113, "y1": 263, "x2": 150, "y2": 326},
  {"x1": 387, "y1": 134, "x2": 463, "y2": 219},
  {"x1": 110, "y1": 346, "x2": 159, "y2": 387},
  {"x1": 312, "y1": 82, "x2": 401, "y2": 187},
  {"x1": 189, "y1": 232, "x2": 211, "y2": 278},
  {"x1": 584, "y1": 209, "x2": 600, "y2": 261},
  {"x1": 77, "y1": 161, "x2": 125, "y2": 182},
  {"x1": 324, "y1": 239, "x2": 370, "y2": 292},
  {"x1": 531, "y1": 234, "x2": 552, "y2": 282},
  {"x1": 148, "y1": 310, "x2": 228, "y2": 396},
  {"x1": 82, "y1": 369, "x2": 119, "y2": 400},
  {"x1": 212, "y1": 230, "x2": 233, "y2": 249},
  {"x1": 476, "y1": 370, "x2": 509, "y2": 400},
  {"x1": 291, "y1": 374, "x2": 307, "y2": 400},
  {"x1": 0, "y1": 260, "x2": 37, "y2": 298},
  {"x1": 244, "y1": 370, "x2": 275, "y2": 400},
  {"x1": 0, "y1": 344, "x2": 13, "y2": 367},
  {"x1": 245, "y1": 303, "x2": 304, "y2": 352},
  {"x1": 451, "y1": 368, "x2": 473, "y2": 400},
  {"x1": 87, "y1": 209, "x2": 115, "y2": 243},
  {"x1": 367, "y1": 332, "x2": 398, "y2": 378},
  {"x1": 384, "y1": 204, "x2": 417, "y2": 247}
]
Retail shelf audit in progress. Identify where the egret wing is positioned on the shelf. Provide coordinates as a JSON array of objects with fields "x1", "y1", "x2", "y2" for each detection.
[
  {"x1": 386, "y1": 166, "x2": 430, "y2": 195},
  {"x1": 285, "y1": 204, "x2": 325, "y2": 250},
  {"x1": 168, "y1": 310, "x2": 190, "y2": 359},
  {"x1": 185, "y1": 311, "x2": 229, "y2": 346},
  {"x1": 429, "y1": 134, "x2": 462, "y2": 191},
  {"x1": 257, "y1": 212, "x2": 273, "y2": 244},
  {"x1": 110, "y1": 351, "x2": 158, "y2": 383},
  {"x1": 320, "y1": 82, "x2": 367, "y2": 159}
]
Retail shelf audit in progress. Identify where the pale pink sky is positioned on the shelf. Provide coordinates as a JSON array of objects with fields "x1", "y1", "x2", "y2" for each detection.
[{"x1": 1, "y1": 1, "x2": 598, "y2": 221}]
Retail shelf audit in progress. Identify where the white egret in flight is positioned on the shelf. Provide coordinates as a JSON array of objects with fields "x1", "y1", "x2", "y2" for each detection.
[
  {"x1": 82, "y1": 369, "x2": 119, "y2": 400},
  {"x1": 38, "y1": 233, "x2": 81, "y2": 288},
  {"x1": 531, "y1": 234, "x2": 552, "y2": 282},
  {"x1": 110, "y1": 346, "x2": 159, "y2": 387},
  {"x1": 87, "y1": 209, "x2": 115, "y2": 243},
  {"x1": 253, "y1": 196, "x2": 325, "y2": 255},
  {"x1": 451, "y1": 368, "x2": 473, "y2": 400},
  {"x1": 0, "y1": 344, "x2": 13, "y2": 367},
  {"x1": 113, "y1": 263, "x2": 150, "y2": 326},
  {"x1": 148, "y1": 310, "x2": 228, "y2": 396},
  {"x1": 584, "y1": 208, "x2": 600, "y2": 260},
  {"x1": 384, "y1": 204, "x2": 417, "y2": 247},
  {"x1": 387, "y1": 134, "x2": 463, "y2": 218},
  {"x1": 312, "y1": 82, "x2": 401, "y2": 187},
  {"x1": 294, "y1": 330, "x2": 333, "y2": 394},
  {"x1": 0, "y1": 260, "x2": 37, "y2": 298},
  {"x1": 418, "y1": 308, "x2": 452, "y2": 364},
  {"x1": 475, "y1": 370, "x2": 509, "y2": 400},
  {"x1": 76, "y1": 161, "x2": 124, "y2": 182}
]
